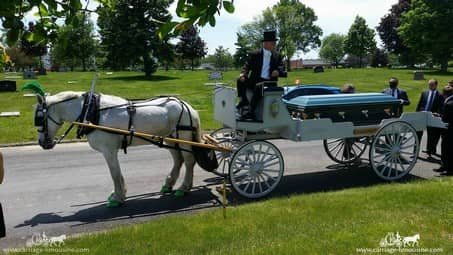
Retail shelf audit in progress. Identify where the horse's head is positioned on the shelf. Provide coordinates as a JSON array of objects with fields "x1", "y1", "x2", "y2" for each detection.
[{"x1": 35, "y1": 95, "x2": 62, "y2": 150}]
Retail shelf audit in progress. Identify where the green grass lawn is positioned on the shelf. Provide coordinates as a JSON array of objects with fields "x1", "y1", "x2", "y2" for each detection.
[
  {"x1": 0, "y1": 68, "x2": 452, "y2": 144},
  {"x1": 13, "y1": 177, "x2": 452, "y2": 255}
]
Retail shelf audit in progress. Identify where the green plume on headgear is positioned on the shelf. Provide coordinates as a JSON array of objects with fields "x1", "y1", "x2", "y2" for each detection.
[{"x1": 21, "y1": 81, "x2": 46, "y2": 97}]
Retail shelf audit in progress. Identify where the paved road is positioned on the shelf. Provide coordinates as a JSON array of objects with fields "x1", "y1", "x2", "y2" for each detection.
[{"x1": 0, "y1": 134, "x2": 442, "y2": 249}]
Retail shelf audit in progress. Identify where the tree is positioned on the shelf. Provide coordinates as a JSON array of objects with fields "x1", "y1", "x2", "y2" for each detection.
[
  {"x1": 98, "y1": 0, "x2": 172, "y2": 78},
  {"x1": 398, "y1": 0, "x2": 453, "y2": 72},
  {"x1": 175, "y1": 26, "x2": 207, "y2": 70},
  {"x1": 51, "y1": 13, "x2": 97, "y2": 71},
  {"x1": 370, "y1": 48, "x2": 389, "y2": 67},
  {"x1": 19, "y1": 22, "x2": 48, "y2": 70},
  {"x1": 377, "y1": 0, "x2": 418, "y2": 66},
  {"x1": 1, "y1": 1, "x2": 235, "y2": 45},
  {"x1": 237, "y1": 0, "x2": 322, "y2": 71},
  {"x1": 213, "y1": 46, "x2": 233, "y2": 70},
  {"x1": 5, "y1": 46, "x2": 35, "y2": 70},
  {"x1": 344, "y1": 16, "x2": 376, "y2": 68},
  {"x1": 319, "y1": 33, "x2": 346, "y2": 67},
  {"x1": 233, "y1": 32, "x2": 253, "y2": 68},
  {"x1": 155, "y1": 39, "x2": 176, "y2": 71}
]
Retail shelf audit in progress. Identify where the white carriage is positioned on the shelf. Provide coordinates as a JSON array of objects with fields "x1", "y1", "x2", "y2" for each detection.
[{"x1": 211, "y1": 84, "x2": 447, "y2": 199}]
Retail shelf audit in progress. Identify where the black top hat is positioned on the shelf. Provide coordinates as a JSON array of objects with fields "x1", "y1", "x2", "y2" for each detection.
[{"x1": 262, "y1": 30, "x2": 278, "y2": 42}]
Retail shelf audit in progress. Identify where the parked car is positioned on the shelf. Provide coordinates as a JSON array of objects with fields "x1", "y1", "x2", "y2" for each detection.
[{"x1": 282, "y1": 84, "x2": 341, "y2": 102}]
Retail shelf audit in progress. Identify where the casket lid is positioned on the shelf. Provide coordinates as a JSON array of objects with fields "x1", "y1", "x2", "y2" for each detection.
[{"x1": 285, "y1": 93, "x2": 400, "y2": 108}]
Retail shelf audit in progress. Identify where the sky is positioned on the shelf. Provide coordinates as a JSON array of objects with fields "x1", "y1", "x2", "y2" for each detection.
[
  {"x1": 20, "y1": 0, "x2": 398, "y2": 59},
  {"x1": 192, "y1": 0, "x2": 398, "y2": 58}
]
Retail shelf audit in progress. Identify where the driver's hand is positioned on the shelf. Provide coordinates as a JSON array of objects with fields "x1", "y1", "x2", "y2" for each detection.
[{"x1": 271, "y1": 70, "x2": 279, "y2": 77}]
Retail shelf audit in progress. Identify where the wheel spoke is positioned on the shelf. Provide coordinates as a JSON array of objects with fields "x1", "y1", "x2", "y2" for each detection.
[
  {"x1": 261, "y1": 171, "x2": 277, "y2": 182},
  {"x1": 259, "y1": 173, "x2": 271, "y2": 189}
]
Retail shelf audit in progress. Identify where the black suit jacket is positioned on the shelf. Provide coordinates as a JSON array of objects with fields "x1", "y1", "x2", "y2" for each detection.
[
  {"x1": 241, "y1": 49, "x2": 284, "y2": 87},
  {"x1": 442, "y1": 96, "x2": 453, "y2": 131},
  {"x1": 382, "y1": 88, "x2": 410, "y2": 106},
  {"x1": 416, "y1": 90, "x2": 443, "y2": 113}
]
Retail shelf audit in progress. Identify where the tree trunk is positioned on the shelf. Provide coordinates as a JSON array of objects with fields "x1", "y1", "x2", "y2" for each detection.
[
  {"x1": 143, "y1": 54, "x2": 152, "y2": 79},
  {"x1": 191, "y1": 58, "x2": 194, "y2": 71},
  {"x1": 82, "y1": 59, "x2": 86, "y2": 72},
  {"x1": 440, "y1": 58, "x2": 448, "y2": 73},
  {"x1": 286, "y1": 58, "x2": 291, "y2": 72}
]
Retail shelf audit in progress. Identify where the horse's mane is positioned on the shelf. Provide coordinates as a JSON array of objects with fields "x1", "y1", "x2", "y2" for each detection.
[{"x1": 46, "y1": 91, "x2": 85, "y2": 105}]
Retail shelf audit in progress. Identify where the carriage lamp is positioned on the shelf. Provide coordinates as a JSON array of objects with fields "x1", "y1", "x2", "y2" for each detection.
[
  {"x1": 338, "y1": 111, "x2": 346, "y2": 119},
  {"x1": 361, "y1": 110, "x2": 369, "y2": 118},
  {"x1": 314, "y1": 113, "x2": 321, "y2": 119}
]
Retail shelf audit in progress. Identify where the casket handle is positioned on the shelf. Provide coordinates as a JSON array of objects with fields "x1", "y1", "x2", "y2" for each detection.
[{"x1": 361, "y1": 110, "x2": 369, "y2": 118}]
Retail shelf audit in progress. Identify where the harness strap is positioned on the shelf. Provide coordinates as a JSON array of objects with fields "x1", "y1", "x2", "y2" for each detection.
[{"x1": 122, "y1": 101, "x2": 137, "y2": 154}]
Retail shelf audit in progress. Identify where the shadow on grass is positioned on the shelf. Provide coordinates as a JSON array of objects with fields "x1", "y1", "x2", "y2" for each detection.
[
  {"x1": 14, "y1": 163, "x2": 426, "y2": 228},
  {"x1": 104, "y1": 74, "x2": 180, "y2": 82}
]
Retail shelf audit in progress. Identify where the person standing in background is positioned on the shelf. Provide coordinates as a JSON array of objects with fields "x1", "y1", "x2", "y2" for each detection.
[
  {"x1": 434, "y1": 85, "x2": 453, "y2": 176},
  {"x1": 416, "y1": 79, "x2": 444, "y2": 157},
  {"x1": 382, "y1": 77, "x2": 410, "y2": 113}
]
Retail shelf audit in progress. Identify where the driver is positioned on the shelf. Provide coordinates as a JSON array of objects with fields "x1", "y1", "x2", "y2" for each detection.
[{"x1": 236, "y1": 30, "x2": 286, "y2": 120}]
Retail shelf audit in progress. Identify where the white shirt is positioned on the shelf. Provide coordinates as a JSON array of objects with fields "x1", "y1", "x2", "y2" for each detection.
[
  {"x1": 260, "y1": 48, "x2": 272, "y2": 79},
  {"x1": 391, "y1": 89, "x2": 398, "y2": 98},
  {"x1": 424, "y1": 90, "x2": 436, "y2": 111}
]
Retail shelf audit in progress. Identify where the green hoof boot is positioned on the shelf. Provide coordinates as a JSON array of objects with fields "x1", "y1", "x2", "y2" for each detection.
[
  {"x1": 107, "y1": 199, "x2": 123, "y2": 208},
  {"x1": 107, "y1": 195, "x2": 123, "y2": 208},
  {"x1": 161, "y1": 185, "x2": 173, "y2": 194},
  {"x1": 174, "y1": 190, "x2": 185, "y2": 197}
]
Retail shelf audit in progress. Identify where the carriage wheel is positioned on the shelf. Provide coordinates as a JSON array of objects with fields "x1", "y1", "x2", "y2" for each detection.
[
  {"x1": 229, "y1": 141, "x2": 284, "y2": 199},
  {"x1": 210, "y1": 128, "x2": 242, "y2": 177},
  {"x1": 210, "y1": 127, "x2": 235, "y2": 140},
  {"x1": 323, "y1": 137, "x2": 368, "y2": 164},
  {"x1": 369, "y1": 121, "x2": 419, "y2": 181}
]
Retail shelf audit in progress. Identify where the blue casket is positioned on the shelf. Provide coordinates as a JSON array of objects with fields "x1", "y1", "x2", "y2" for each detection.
[{"x1": 285, "y1": 93, "x2": 401, "y2": 126}]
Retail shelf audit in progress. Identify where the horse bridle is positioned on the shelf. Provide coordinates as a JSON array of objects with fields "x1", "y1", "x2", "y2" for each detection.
[{"x1": 35, "y1": 97, "x2": 78, "y2": 146}]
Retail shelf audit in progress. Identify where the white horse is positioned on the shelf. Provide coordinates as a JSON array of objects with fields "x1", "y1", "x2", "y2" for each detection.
[
  {"x1": 402, "y1": 233, "x2": 420, "y2": 247},
  {"x1": 34, "y1": 91, "x2": 201, "y2": 207}
]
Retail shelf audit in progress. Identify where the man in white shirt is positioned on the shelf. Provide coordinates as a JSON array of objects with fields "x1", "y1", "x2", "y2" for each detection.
[{"x1": 236, "y1": 30, "x2": 286, "y2": 120}]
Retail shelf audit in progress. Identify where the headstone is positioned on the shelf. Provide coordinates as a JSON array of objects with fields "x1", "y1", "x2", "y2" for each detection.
[
  {"x1": 205, "y1": 71, "x2": 226, "y2": 86},
  {"x1": 23, "y1": 71, "x2": 36, "y2": 79},
  {"x1": 0, "y1": 112, "x2": 20, "y2": 117},
  {"x1": 413, "y1": 71, "x2": 424, "y2": 80},
  {"x1": 0, "y1": 80, "x2": 16, "y2": 92},
  {"x1": 313, "y1": 65, "x2": 324, "y2": 73},
  {"x1": 37, "y1": 68, "x2": 47, "y2": 75}
]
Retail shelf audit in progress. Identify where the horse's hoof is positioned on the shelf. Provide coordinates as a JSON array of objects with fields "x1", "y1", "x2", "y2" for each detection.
[
  {"x1": 174, "y1": 190, "x2": 185, "y2": 197},
  {"x1": 107, "y1": 194, "x2": 123, "y2": 208},
  {"x1": 106, "y1": 199, "x2": 123, "y2": 208},
  {"x1": 161, "y1": 185, "x2": 173, "y2": 194}
]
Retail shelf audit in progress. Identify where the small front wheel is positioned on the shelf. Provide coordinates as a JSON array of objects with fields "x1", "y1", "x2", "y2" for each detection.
[{"x1": 229, "y1": 141, "x2": 284, "y2": 199}]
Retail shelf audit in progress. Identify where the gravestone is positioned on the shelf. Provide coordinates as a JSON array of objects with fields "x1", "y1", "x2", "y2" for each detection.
[
  {"x1": 413, "y1": 71, "x2": 424, "y2": 80},
  {"x1": 313, "y1": 65, "x2": 324, "y2": 73},
  {"x1": 0, "y1": 80, "x2": 16, "y2": 92},
  {"x1": 23, "y1": 71, "x2": 36, "y2": 79}
]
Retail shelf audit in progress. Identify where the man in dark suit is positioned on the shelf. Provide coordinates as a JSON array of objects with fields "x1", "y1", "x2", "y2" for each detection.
[
  {"x1": 382, "y1": 78, "x2": 410, "y2": 110},
  {"x1": 236, "y1": 30, "x2": 285, "y2": 120},
  {"x1": 434, "y1": 85, "x2": 453, "y2": 176},
  {"x1": 416, "y1": 79, "x2": 444, "y2": 157}
]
